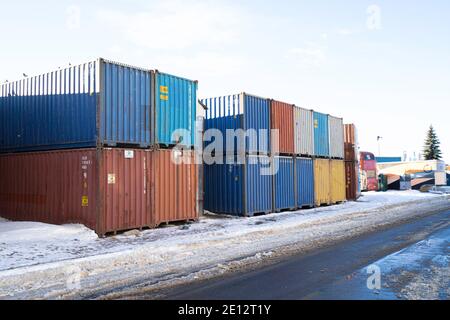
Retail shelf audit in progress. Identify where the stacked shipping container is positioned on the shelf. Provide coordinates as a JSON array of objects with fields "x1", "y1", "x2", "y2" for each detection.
[
  {"x1": 203, "y1": 93, "x2": 273, "y2": 216},
  {"x1": 203, "y1": 154, "x2": 272, "y2": 216},
  {"x1": 203, "y1": 91, "x2": 346, "y2": 215},
  {"x1": 0, "y1": 58, "x2": 199, "y2": 235},
  {"x1": 344, "y1": 124, "x2": 360, "y2": 201},
  {"x1": 0, "y1": 149, "x2": 197, "y2": 235},
  {"x1": 270, "y1": 100, "x2": 295, "y2": 212}
]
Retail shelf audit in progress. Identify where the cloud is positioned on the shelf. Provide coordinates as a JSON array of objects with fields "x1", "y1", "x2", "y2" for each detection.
[
  {"x1": 287, "y1": 43, "x2": 327, "y2": 68},
  {"x1": 97, "y1": 0, "x2": 243, "y2": 50}
]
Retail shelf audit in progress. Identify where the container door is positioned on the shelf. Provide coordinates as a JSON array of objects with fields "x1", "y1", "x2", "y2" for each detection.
[
  {"x1": 154, "y1": 72, "x2": 197, "y2": 148},
  {"x1": 296, "y1": 158, "x2": 315, "y2": 207},
  {"x1": 245, "y1": 155, "x2": 272, "y2": 215}
]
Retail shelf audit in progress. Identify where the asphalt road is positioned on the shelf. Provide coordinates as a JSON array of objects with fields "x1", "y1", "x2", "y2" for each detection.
[{"x1": 158, "y1": 210, "x2": 450, "y2": 300}]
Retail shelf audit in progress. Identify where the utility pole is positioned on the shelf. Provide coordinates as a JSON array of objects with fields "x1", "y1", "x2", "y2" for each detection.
[{"x1": 377, "y1": 136, "x2": 383, "y2": 156}]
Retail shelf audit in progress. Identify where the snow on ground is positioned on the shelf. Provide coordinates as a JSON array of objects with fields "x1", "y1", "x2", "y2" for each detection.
[{"x1": 0, "y1": 191, "x2": 449, "y2": 299}]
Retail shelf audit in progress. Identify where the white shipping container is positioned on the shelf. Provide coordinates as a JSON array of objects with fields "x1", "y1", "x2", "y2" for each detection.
[
  {"x1": 293, "y1": 106, "x2": 314, "y2": 156},
  {"x1": 435, "y1": 172, "x2": 447, "y2": 186},
  {"x1": 328, "y1": 115, "x2": 344, "y2": 159}
]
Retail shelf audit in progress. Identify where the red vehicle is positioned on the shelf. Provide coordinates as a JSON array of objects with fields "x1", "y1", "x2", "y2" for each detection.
[{"x1": 359, "y1": 151, "x2": 378, "y2": 191}]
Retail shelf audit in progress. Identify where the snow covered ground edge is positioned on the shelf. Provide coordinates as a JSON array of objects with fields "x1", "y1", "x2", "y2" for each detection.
[{"x1": 0, "y1": 191, "x2": 449, "y2": 299}]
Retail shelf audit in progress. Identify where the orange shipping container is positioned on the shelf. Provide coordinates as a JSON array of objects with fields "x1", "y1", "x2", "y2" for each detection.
[
  {"x1": 270, "y1": 100, "x2": 295, "y2": 154},
  {"x1": 150, "y1": 149, "x2": 198, "y2": 225},
  {"x1": 345, "y1": 161, "x2": 360, "y2": 201},
  {"x1": 0, "y1": 148, "x2": 198, "y2": 236},
  {"x1": 344, "y1": 124, "x2": 358, "y2": 145}
]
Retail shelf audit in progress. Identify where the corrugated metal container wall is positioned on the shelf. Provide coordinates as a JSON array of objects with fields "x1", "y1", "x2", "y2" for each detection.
[
  {"x1": 0, "y1": 61, "x2": 98, "y2": 153},
  {"x1": 294, "y1": 106, "x2": 314, "y2": 156},
  {"x1": 0, "y1": 149, "x2": 153, "y2": 235},
  {"x1": 100, "y1": 60, "x2": 152, "y2": 147},
  {"x1": 154, "y1": 72, "x2": 197, "y2": 147},
  {"x1": 203, "y1": 93, "x2": 270, "y2": 154},
  {"x1": 345, "y1": 161, "x2": 358, "y2": 201},
  {"x1": 273, "y1": 156, "x2": 295, "y2": 211},
  {"x1": 0, "y1": 59, "x2": 154, "y2": 153},
  {"x1": 270, "y1": 100, "x2": 294, "y2": 154},
  {"x1": 330, "y1": 160, "x2": 346, "y2": 204},
  {"x1": 313, "y1": 112, "x2": 329, "y2": 158},
  {"x1": 246, "y1": 155, "x2": 273, "y2": 215},
  {"x1": 204, "y1": 154, "x2": 244, "y2": 215},
  {"x1": 204, "y1": 154, "x2": 272, "y2": 216},
  {"x1": 328, "y1": 116, "x2": 344, "y2": 159},
  {"x1": 344, "y1": 124, "x2": 358, "y2": 161},
  {"x1": 150, "y1": 149, "x2": 198, "y2": 225},
  {"x1": 295, "y1": 158, "x2": 315, "y2": 208},
  {"x1": 314, "y1": 159, "x2": 331, "y2": 206},
  {"x1": 344, "y1": 124, "x2": 357, "y2": 145},
  {"x1": 345, "y1": 143, "x2": 357, "y2": 161},
  {"x1": 99, "y1": 149, "x2": 153, "y2": 234}
]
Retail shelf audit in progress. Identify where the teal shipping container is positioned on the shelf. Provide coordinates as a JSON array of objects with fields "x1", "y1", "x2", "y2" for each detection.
[
  {"x1": 153, "y1": 71, "x2": 197, "y2": 148},
  {"x1": 314, "y1": 111, "x2": 330, "y2": 157}
]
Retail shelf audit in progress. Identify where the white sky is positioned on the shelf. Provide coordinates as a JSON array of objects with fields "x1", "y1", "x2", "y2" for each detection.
[{"x1": 1, "y1": 0, "x2": 449, "y2": 163}]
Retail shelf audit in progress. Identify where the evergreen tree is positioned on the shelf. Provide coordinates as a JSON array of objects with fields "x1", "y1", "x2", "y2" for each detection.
[{"x1": 423, "y1": 125, "x2": 442, "y2": 160}]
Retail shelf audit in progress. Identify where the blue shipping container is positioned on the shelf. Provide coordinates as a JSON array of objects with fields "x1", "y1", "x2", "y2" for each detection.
[
  {"x1": 376, "y1": 157, "x2": 402, "y2": 163},
  {"x1": 313, "y1": 111, "x2": 329, "y2": 157},
  {"x1": 0, "y1": 59, "x2": 152, "y2": 153},
  {"x1": 296, "y1": 158, "x2": 315, "y2": 208},
  {"x1": 203, "y1": 93, "x2": 270, "y2": 154},
  {"x1": 273, "y1": 156, "x2": 295, "y2": 211},
  {"x1": 204, "y1": 154, "x2": 272, "y2": 216},
  {"x1": 154, "y1": 72, "x2": 197, "y2": 148}
]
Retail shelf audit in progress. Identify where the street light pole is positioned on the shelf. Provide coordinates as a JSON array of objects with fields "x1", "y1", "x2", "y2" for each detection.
[{"x1": 377, "y1": 136, "x2": 383, "y2": 156}]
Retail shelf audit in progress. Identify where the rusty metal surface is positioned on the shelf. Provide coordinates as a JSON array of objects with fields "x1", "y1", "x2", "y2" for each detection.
[
  {"x1": 98, "y1": 149, "x2": 153, "y2": 234},
  {"x1": 0, "y1": 149, "x2": 155, "y2": 235},
  {"x1": 345, "y1": 161, "x2": 359, "y2": 201},
  {"x1": 150, "y1": 149, "x2": 198, "y2": 225},
  {"x1": 270, "y1": 100, "x2": 294, "y2": 154},
  {"x1": 0, "y1": 149, "x2": 98, "y2": 230},
  {"x1": 344, "y1": 124, "x2": 357, "y2": 145},
  {"x1": 345, "y1": 142, "x2": 357, "y2": 161}
]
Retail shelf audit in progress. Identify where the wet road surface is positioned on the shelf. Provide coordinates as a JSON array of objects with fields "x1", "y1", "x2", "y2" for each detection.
[{"x1": 158, "y1": 210, "x2": 449, "y2": 300}]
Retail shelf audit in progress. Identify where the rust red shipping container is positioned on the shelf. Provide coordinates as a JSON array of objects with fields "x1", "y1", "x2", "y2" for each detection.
[
  {"x1": 0, "y1": 149, "x2": 198, "y2": 236},
  {"x1": 270, "y1": 100, "x2": 295, "y2": 155}
]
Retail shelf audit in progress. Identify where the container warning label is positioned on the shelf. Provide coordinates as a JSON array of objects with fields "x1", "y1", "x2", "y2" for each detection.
[
  {"x1": 108, "y1": 174, "x2": 116, "y2": 184},
  {"x1": 160, "y1": 94, "x2": 169, "y2": 101},
  {"x1": 160, "y1": 86, "x2": 169, "y2": 94},
  {"x1": 124, "y1": 150, "x2": 134, "y2": 159},
  {"x1": 314, "y1": 120, "x2": 319, "y2": 128},
  {"x1": 82, "y1": 196, "x2": 89, "y2": 207}
]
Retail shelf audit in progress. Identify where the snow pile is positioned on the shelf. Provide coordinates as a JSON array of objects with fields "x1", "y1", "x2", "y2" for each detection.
[{"x1": 0, "y1": 191, "x2": 448, "y2": 299}]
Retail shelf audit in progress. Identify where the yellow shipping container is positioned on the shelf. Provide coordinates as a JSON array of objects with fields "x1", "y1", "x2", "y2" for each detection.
[
  {"x1": 314, "y1": 159, "x2": 331, "y2": 206},
  {"x1": 330, "y1": 160, "x2": 346, "y2": 204}
]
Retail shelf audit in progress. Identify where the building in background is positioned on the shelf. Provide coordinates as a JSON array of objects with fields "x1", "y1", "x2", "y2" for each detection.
[
  {"x1": 376, "y1": 157, "x2": 402, "y2": 163},
  {"x1": 378, "y1": 160, "x2": 447, "y2": 190}
]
